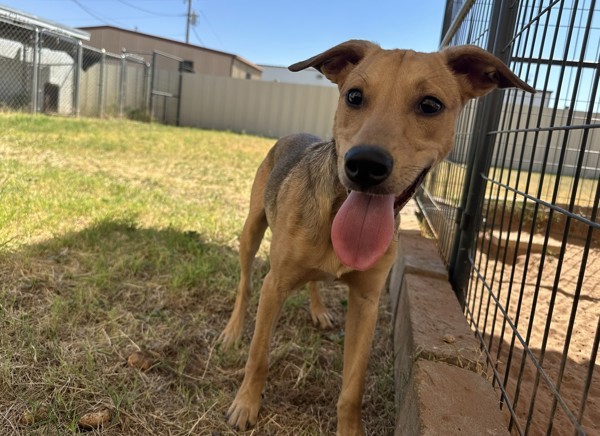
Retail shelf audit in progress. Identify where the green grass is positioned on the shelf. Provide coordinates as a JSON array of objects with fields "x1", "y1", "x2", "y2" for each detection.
[{"x1": 0, "y1": 113, "x2": 395, "y2": 435}]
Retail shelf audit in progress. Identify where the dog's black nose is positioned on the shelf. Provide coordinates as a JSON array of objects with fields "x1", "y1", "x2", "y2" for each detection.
[{"x1": 344, "y1": 145, "x2": 393, "y2": 189}]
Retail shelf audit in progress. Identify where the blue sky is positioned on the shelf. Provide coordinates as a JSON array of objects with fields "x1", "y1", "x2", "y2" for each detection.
[{"x1": 0, "y1": 0, "x2": 446, "y2": 66}]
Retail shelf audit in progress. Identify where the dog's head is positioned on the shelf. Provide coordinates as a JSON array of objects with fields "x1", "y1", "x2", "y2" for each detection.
[
  {"x1": 290, "y1": 40, "x2": 534, "y2": 202},
  {"x1": 289, "y1": 40, "x2": 534, "y2": 270}
]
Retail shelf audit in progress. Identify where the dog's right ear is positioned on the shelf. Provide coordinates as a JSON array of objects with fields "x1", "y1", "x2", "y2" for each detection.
[{"x1": 289, "y1": 40, "x2": 378, "y2": 85}]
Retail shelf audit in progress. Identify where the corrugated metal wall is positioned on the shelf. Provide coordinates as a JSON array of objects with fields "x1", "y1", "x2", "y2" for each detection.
[{"x1": 179, "y1": 73, "x2": 339, "y2": 139}]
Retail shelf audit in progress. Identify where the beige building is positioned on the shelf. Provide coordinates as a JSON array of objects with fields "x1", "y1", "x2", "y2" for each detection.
[{"x1": 79, "y1": 26, "x2": 262, "y2": 80}]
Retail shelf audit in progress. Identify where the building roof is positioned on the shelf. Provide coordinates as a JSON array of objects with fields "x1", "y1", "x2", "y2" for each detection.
[
  {"x1": 79, "y1": 25, "x2": 260, "y2": 72},
  {"x1": 0, "y1": 5, "x2": 90, "y2": 40}
]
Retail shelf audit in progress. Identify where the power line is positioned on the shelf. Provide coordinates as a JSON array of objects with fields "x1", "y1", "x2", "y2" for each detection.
[
  {"x1": 199, "y1": 10, "x2": 225, "y2": 50},
  {"x1": 192, "y1": 25, "x2": 204, "y2": 46},
  {"x1": 70, "y1": 0, "x2": 123, "y2": 26},
  {"x1": 115, "y1": 0, "x2": 185, "y2": 17}
]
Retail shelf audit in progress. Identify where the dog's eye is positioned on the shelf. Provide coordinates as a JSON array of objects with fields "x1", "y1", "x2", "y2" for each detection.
[
  {"x1": 346, "y1": 89, "x2": 363, "y2": 107},
  {"x1": 419, "y1": 97, "x2": 443, "y2": 115}
]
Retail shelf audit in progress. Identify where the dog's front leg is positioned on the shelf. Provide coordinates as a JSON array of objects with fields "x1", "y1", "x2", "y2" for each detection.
[
  {"x1": 337, "y1": 269, "x2": 388, "y2": 436},
  {"x1": 227, "y1": 271, "x2": 287, "y2": 430}
]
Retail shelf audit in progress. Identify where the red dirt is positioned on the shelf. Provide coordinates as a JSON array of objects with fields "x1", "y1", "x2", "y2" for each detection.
[{"x1": 469, "y1": 238, "x2": 599, "y2": 435}]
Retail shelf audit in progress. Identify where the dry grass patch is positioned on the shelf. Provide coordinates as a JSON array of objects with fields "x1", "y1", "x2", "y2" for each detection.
[{"x1": 0, "y1": 114, "x2": 395, "y2": 435}]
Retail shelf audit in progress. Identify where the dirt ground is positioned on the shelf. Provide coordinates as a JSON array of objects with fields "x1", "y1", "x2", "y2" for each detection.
[{"x1": 469, "y1": 236, "x2": 599, "y2": 435}]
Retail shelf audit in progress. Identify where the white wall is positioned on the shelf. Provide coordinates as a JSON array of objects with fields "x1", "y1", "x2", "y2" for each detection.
[
  {"x1": 179, "y1": 73, "x2": 339, "y2": 139},
  {"x1": 259, "y1": 65, "x2": 336, "y2": 87}
]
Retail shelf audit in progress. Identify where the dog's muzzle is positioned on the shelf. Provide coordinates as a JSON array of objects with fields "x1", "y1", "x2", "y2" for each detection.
[{"x1": 344, "y1": 145, "x2": 393, "y2": 190}]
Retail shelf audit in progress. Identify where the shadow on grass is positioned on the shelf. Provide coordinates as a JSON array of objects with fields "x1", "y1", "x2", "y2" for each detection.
[
  {"x1": 0, "y1": 218, "x2": 395, "y2": 435},
  {"x1": 0, "y1": 219, "x2": 263, "y2": 434}
]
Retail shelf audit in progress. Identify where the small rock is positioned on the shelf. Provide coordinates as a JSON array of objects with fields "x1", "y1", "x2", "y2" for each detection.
[
  {"x1": 443, "y1": 334, "x2": 456, "y2": 344},
  {"x1": 127, "y1": 350, "x2": 155, "y2": 371},
  {"x1": 19, "y1": 411, "x2": 35, "y2": 426},
  {"x1": 77, "y1": 408, "x2": 112, "y2": 431},
  {"x1": 19, "y1": 405, "x2": 48, "y2": 426}
]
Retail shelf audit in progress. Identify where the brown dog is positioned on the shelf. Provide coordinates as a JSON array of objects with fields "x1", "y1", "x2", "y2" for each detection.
[{"x1": 219, "y1": 40, "x2": 534, "y2": 434}]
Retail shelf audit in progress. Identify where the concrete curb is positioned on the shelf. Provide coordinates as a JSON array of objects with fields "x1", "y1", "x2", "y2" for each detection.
[{"x1": 389, "y1": 201, "x2": 509, "y2": 435}]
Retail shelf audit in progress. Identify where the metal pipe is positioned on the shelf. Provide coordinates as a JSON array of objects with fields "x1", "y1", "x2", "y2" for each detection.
[
  {"x1": 440, "y1": 0, "x2": 477, "y2": 47},
  {"x1": 447, "y1": 0, "x2": 520, "y2": 306},
  {"x1": 148, "y1": 51, "x2": 157, "y2": 121},
  {"x1": 176, "y1": 61, "x2": 183, "y2": 126},
  {"x1": 73, "y1": 40, "x2": 82, "y2": 117},
  {"x1": 99, "y1": 49, "x2": 105, "y2": 117},
  {"x1": 31, "y1": 27, "x2": 39, "y2": 113},
  {"x1": 119, "y1": 50, "x2": 126, "y2": 117}
]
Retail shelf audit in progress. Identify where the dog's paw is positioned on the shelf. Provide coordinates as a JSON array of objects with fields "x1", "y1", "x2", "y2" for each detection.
[
  {"x1": 217, "y1": 323, "x2": 242, "y2": 350},
  {"x1": 310, "y1": 301, "x2": 335, "y2": 330},
  {"x1": 336, "y1": 418, "x2": 365, "y2": 436},
  {"x1": 310, "y1": 306, "x2": 335, "y2": 330},
  {"x1": 217, "y1": 333, "x2": 239, "y2": 351},
  {"x1": 227, "y1": 395, "x2": 260, "y2": 431}
]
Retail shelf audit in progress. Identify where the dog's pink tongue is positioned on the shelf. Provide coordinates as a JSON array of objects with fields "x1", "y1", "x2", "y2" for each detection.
[{"x1": 331, "y1": 191, "x2": 395, "y2": 271}]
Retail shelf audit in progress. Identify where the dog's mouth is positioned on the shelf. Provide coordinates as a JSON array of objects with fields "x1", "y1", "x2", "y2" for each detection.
[
  {"x1": 393, "y1": 166, "x2": 430, "y2": 212},
  {"x1": 332, "y1": 166, "x2": 430, "y2": 271}
]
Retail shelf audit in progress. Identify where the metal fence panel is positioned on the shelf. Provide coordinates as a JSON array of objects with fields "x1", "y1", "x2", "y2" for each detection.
[
  {"x1": 102, "y1": 53, "x2": 122, "y2": 118},
  {"x1": 418, "y1": 0, "x2": 599, "y2": 435},
  {"x1": 80, "y1": 46, "x2": 103, "y2": 117},
  {"x1": 0, "y1": 20, "x2": 35, "y2": 111},
  {"x1": 37, "y1": 30, "x2": 78, "y2": 115},
  {"x1": 0, "y1": 17, "x2": 151, "y2": 121},
  {"x1": 150, "y1": 51, "x2": 182, "y2": 125},
  {"x1": 123, "y1": 57, "x2": 149, "y2": 120}
]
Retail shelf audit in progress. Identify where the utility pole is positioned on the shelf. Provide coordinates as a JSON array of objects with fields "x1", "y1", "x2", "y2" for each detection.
[{"x1": 185, "y1": 0, "x2": 192, "y2": 44}]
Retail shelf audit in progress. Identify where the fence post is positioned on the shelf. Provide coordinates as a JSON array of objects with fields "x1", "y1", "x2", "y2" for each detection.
[
  {"x1": 73, "y1": 41, "x2": 82, "y2": 117},
  {"x1": 119, "y1": 50, "x2": 126, "y2": 117},
  {"x1": 148, "y1": 51, "x2": 157, "y2": 121},
  {"x1": 31, "y1": 27, "x2": 39, "y2": 113},
  {"x1": 144, "y1": 62, "x2": 151, "y2": 119},
  {"x1": 99, "y1": 49, "x2": 106, "y2": 118},
  {"x1": 447, "y1": 0, "x2": 520, "y2": 306},
  {"x1": 176, "y1": 61, "x2": 183, "y2": 126}
]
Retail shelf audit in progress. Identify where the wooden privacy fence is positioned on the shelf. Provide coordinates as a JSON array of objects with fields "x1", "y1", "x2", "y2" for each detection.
[{"x1": 178, "y1": 73, "x2": 339, "y2": 139}]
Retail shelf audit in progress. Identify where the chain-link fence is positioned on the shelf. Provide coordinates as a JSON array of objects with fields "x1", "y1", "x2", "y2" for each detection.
[
  {"x1": 418, "y1": 0, "x2": 599, "y2": 435},
  {"x1": 0, "y1": 15, "x2": 151, "y2": 121},
  {"x1": 149, "y1": 50, "x2": 183, "y2": 125},
  {"x1": 0, "y1": 19, "x2": 36, "y2": 112}
]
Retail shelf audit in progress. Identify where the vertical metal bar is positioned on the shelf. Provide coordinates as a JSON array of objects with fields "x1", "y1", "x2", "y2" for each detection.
[
  {"x1": 73, "y1": 40, "x2": 82, "y2": 117},
  {"x1": 448, "y1": 0, "x2": 520, "y2": 306},
  {"x1": 31, "y1": 27, "x2": 39, "y2": 114},
  {"x1": 119, "y1": 51, "x2": 126, "y2": 117},
  {"x1": 144, "y1": 61, "x2": 150, "y2": 119},
  {"x1": 577, "y1": 315, "x2": 600, "y2": 432},
  {"x1": 148, "y1": 51, "x2": 157, "y2": 121},
  {"x1": 99, "y1": 49, "x2": 105, "y2": 118},
  {"x1": 440, "y1": 1, "x2": 454, "y2": 43},
  {"x1": 176, "y1": 61, "x2": 183, "y2": 126},
  {"x1": 440, "y1": 0, "x2": 478, "y2": 47}
]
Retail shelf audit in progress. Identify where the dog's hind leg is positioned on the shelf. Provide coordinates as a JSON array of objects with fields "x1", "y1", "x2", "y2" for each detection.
[
  {"x1": 308, "y1": 282, "x2": 334, "y2": 329},
  {"x1": 218, "y1": 163, "x2": 269, "y2": 349}
]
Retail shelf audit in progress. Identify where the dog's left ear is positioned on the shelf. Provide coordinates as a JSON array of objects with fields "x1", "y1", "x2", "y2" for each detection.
[
  {"x1": 443, "y1": 45, "x2": 536, "y2": 100},
  {"x1": 289, "y1": 40, "x2": 379, "y2": 85}
]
